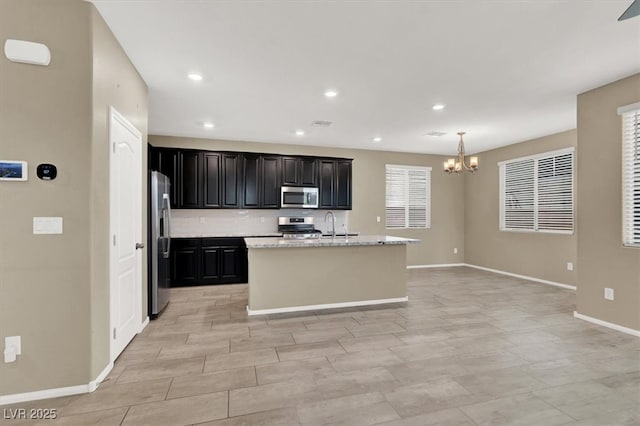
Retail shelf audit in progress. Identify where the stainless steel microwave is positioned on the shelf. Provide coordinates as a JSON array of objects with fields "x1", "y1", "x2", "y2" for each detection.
[{"x1": 280, "y1": 186, "x2": 319, "y2": 208}]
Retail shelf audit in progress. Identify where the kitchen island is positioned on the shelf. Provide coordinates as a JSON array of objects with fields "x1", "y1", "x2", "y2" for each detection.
[{"x1": 244, "y1": 235, "x2": 419, "y2": 315}]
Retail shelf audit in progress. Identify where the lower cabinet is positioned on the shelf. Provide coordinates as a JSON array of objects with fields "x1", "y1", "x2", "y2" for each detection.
[{"x1": 171, "y1": 238, "x2": 247, "y2": 286}]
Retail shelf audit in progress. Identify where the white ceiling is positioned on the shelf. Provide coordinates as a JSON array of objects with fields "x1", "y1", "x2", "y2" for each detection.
[{"x1": 91, "y1": 0, "x2": 640, "y2": 155}]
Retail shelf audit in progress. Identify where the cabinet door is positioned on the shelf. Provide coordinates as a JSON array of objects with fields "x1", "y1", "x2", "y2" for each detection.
[
  {"x1": 335, "y1": 160, "x2": 352, "y2": 209},
  {"x1": 222, "y1": 153, "x2": 241, "y2": 208},
  {"x1": 281, "y1": 156, "x2": 299, "y2": 186},
  {"x1": 179, "y1": 151, "x2": 202, "y2": 208},
  {"x1": 261, "y1": 155, "x2": 280, "y2": 208},
  {"x1": 203, "y1": 153, "x2": 221, "y2": 208},
  {"x1": 220, "y1": 246, "x2": 240, "y2": 278},
  {"x1": 242, "y1": 154, "x2": 260, "y2": 208},
  {"x1": 319, "y1": 160, "x2": 336, "y2": 208},
  {"x1": 300, "y1": 158, "x2": 318, "y2": 186},
  {"x1": 171, "y1": 239, "x2": 199, "y2": 286},
  {"x1": 200, "y1": 246, "x2": 220, "y2": 280},
  {"x1": 157, "y1": 149, "x2": 180, "y2": 209}
]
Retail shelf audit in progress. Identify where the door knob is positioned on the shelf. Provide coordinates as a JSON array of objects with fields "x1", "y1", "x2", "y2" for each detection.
[{"x1": 135, "y1": 243, "x2": 145, "y2": 250}]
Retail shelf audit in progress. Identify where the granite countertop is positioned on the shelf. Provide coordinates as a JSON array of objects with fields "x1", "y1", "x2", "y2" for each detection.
[
  {"x1": 172, "y1": 232, "x2": 283, "y2": 238},
  {"x1": 244, "y1": 235, "x2": 420, "y2": 249}
]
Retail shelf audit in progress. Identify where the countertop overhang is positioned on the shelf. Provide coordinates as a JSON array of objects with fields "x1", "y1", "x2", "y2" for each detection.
[{"x1": 244, "y1": 235, "x2": 420, "y2": 249}]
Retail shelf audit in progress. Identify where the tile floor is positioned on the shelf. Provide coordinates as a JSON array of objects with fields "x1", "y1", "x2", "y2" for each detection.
[{"x1": 2, "y1": 267, "x2": 639, "y2": 425}]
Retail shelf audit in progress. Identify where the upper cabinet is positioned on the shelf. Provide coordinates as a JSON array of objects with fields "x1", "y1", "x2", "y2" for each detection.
[
  {"x1": 179, "y1": 151, "x2": 202, "y2": 208},
  {"x1": 319, "y1": 159, "x2": 352, "y2": 210},
  {"x1": 261, "y1": 155, "x2": 281, "y2": 208},
  {"x1": 221, "y1": 153, "x2": 241, "y2": 208},
  {"x1": 149, "y1": 146, "x2": 351, "y2": 210},
  {"x1": 242, "y1": 154, "x2": 281, "y2": 209},
  {"x1": 282, "y1": 156, "x2": 317, "y2": 186},
  {"x1": 203, "y1": 153, "x2": 221, "y2": 208}
]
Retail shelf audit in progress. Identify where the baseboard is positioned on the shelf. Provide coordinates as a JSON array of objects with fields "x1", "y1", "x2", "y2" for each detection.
[
  {"x1": 407, "y1": 263, "x2": 465, "y2": 269},
  {"x1": 247, "y1": 296, "x2": 409, "y2": 316},
  {"x1": 88, "y1": 362, "x2": 113, "y2": 392},
  {"x1": 138, "y1": 316, "x2": 149, "y2": 333},
  {"x1": 463, "y1": 264, "x2": 577, "y2": 290},
  {"x1": 573, "y1": 311, "x2": 640, "y2": 337},
  {"x1": 0, "y1": 361, "x2": 113, "y2": 405}
]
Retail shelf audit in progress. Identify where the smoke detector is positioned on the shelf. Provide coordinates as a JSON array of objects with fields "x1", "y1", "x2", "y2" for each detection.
[
  {"x1": 312, "y1": 120, "x2": 332, "y2": 127},
  {"x1": 424, "y1": 131, "x2": 447, "y2": 137}
]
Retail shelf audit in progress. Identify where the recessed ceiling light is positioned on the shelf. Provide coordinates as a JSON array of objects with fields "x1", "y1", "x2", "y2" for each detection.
[
  {"x1": 295, "y1": 130, "x2": 305, "y2": 136},
  {"x1": 203, "y1": 122, "x2": 214, "y2": 129},
  {"x1": 372, "y1": 137, "x2": 382, "y2": 142},
  {"x1": 432, "y1": 104, "x2": 445, "y2": 111},
  {"x1": 188, "y1": 73, "x2": 203, "y2": 81},
  {"x1": 324, "y1": 90, "x2": 338, "y2": 98}
]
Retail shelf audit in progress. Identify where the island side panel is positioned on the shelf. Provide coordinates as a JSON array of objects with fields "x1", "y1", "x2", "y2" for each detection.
[{"x1": 247, "y1": 244, "x2": 407, "y2": 312}]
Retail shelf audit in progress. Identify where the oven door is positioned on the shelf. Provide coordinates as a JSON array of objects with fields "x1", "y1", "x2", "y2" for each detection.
[{"x1": 281, "y1": 187, "x2": 319, "y2": 208}]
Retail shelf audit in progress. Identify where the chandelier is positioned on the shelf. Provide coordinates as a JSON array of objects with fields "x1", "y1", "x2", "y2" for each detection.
[{"x1": 443, "y1": 131, "x2": 478, "y2": 174}]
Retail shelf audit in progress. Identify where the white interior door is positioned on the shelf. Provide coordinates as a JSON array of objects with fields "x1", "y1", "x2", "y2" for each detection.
[{"x1": 109, "y1": 107, "x2": 142, "y2": 361}]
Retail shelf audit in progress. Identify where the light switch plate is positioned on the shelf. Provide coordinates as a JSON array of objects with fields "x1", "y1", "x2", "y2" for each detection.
[
  {"x1": 33, "y1": 217, "x2": 63, "y2": 234},
  {"x1": 5, "y1": 336, "x2": 21, "y2": 355},
  {"x1": 604, "y1": 288, "x2": 614, "y2": 301}
]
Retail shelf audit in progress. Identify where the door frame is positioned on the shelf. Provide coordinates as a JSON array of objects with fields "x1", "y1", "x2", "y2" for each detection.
[{"x1": 109, "y1": 106, "x2": 143, "y2": 362}]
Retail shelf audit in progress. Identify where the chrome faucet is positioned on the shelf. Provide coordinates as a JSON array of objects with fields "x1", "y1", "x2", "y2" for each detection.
[{"x1": 324, "y1": 211, "x2": 336, "y2": 238}]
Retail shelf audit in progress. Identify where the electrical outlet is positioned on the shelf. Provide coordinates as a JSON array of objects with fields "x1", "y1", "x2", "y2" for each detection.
[
  {"x1": 376, "y1": 216, "x2": 381, "y2": 223},
  {"x1": 199, "y1": 217, "x2": 205, "y2": 224},
  {"x1": 260, "y1": 217, "x2": 265, "y2": 223},
  {"x1": 453, "y1": 247, "x2": 458, "y2": 254},
  {"x1": 567, "y1": 262, "x2": 573, "y2": 271},
  {"x1": 604, "y1": 288, "x2": 614, "y2": 301}
]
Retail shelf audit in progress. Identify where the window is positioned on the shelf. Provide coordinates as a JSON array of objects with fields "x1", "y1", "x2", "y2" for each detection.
[
  {"x1": 620, "y1": 103, "x2": 640, "y2": 247},
  {"x1": 499, "y1": 148, "x2": 574, "y2": 234},
  {"x1": 385, "y1": 165, "x2": 431, "y2": 229}
]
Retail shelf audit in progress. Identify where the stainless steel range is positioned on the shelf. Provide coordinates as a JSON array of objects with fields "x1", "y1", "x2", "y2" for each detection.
[{"x1": 278, "y1": 216, "x2": 322, "y2": 239}]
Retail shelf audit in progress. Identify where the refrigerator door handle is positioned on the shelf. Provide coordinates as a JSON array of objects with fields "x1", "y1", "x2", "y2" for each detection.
[{"x1": 163, "y1": 193, "x2": 171, "y2": 258}]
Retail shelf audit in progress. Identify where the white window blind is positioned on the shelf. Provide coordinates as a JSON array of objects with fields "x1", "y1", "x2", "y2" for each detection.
[
  {"x1": 621, "y1": 105, "x2": 640, "y2": 247},
  {"x1": 385, "y1": 165, "x2": 431, "y2": 229},
  {"x1": 499, "y1": 148, "x2": 574, "y2": 234}
]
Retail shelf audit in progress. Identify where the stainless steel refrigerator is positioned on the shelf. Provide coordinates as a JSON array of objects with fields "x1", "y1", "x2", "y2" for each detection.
[{"x1": 149, "y1": 171, "x2": 171, "y2": 318}]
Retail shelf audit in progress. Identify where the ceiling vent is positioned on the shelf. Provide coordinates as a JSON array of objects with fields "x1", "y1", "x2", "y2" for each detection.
[
  {"x1": 312, "y1": 120, "x2": 332, "y2": 127},
  {"x1": 425, "y1": 131, "x2": 447, "y2": 137}
]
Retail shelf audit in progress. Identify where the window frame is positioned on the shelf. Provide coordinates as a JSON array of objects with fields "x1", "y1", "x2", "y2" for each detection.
[
  {"x1": 385, "y1": 164, "x2": 432, "y2": 230},
  {"x1": 618, "y1": 102, "x2": 640, "y2": 248},
  {"x1": 498, "y1": 147, "x2": 575, "y2": 235}
]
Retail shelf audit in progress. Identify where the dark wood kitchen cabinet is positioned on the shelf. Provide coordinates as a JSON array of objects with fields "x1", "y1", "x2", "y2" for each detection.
[
  {"x1": 222, "y1": 153, "x2": 241, "y2": 208},
  {"x1": 335, "y1": 159, "x2": 352, "y2": 209},
  {"x1": 170, "y1": 238, "x2": 200, "y2": 285},
  {"x1": 261, "y1": 155, "x2": 281, "y2": 208},
  {"x1": 318, "y1": 159, "x2": 336, "y2": 208},
  {"x1": 203, "y1": 153, "x2": 222, "y2": 208},
  {"x1": 171, "y1": 237, "x2": 247, "y2": 286},
  {"x1": 242, "y1": 154, "x2": 260, "y2": 208},
  {"x1": 281, "y1": 156, "x2": 317, "y2": 186},
  {"x1": 150, "y1": 145, "x2": 351, "y2": 210},
  {"x1": 242, "y1": 154, "x2": 280, "y2": 209},
  {"x1": 179, "y1": 151, "x2": 202, "y2": 208},
  {"x1": 319, "y1": 159, "x2": 352, "y2": 209}
]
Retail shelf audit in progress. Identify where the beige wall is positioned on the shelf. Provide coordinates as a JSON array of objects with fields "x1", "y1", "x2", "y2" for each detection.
[
  {"x1": 149, "y1": 135, "x2": 466, "y2": 266},
  {"x1": 464, "y1": 130, "x2": 578, "y2": 286},
  {"x1": 90, "y1": 7, "x2": 149, "y2": 378},
  {"x1": 0, "y1": 0, "x2": 147, "y2": 397},
  {"x1": 576, "y1": 73, "x2": 640, "y2": 331}
]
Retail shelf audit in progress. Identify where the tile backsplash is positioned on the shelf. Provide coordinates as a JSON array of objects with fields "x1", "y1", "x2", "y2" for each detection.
[{"x1": 171, "y1": 209, "x2": 349, "y2": 236}]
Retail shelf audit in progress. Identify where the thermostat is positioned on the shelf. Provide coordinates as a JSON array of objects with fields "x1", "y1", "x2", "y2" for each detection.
[
  {"x1": 37, "y1": 163, "x2": 57, "y2": 180},
  {"x1": 0, "y1": 161, "x2": 28, "y2": 181}
]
